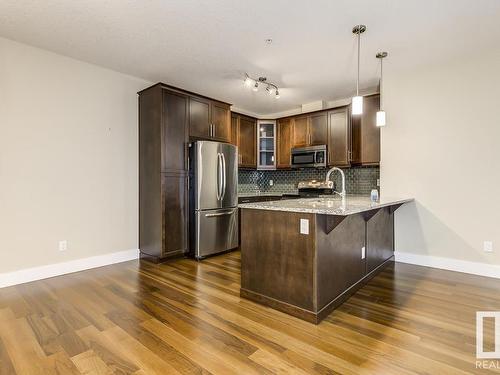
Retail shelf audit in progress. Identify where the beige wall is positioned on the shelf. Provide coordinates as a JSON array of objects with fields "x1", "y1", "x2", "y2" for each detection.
[
  {"x1": 0, "y1": 37, "x2": 150, "y2": 273},
  {"x1": 381, "y1": 50, "x2": 500, "y2": 265}
]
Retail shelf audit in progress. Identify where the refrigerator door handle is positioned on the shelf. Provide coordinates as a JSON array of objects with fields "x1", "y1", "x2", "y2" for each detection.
[
  {"x1": 221, "y1": 152, "x2": 227, "y2": 200},
  {"x1": 217, "y1": 152, "x2": 223, "y2": 201},
  {"x1": 205, "y1": 210, "x2": 235, "y2": 218}
]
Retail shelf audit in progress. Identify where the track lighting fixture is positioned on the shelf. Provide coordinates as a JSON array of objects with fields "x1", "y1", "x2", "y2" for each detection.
[{"x1": 243, "y1": 73, "x2": 280, "y2": 99}]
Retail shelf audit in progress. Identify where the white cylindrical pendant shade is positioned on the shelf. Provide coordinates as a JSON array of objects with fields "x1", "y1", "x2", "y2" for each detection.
[
  {"x1": 352, "y1": 96, "x2": 363, "y2": 115},
  {"x1": 376, "y1": 110, "x2": 386, "y2": 127}
]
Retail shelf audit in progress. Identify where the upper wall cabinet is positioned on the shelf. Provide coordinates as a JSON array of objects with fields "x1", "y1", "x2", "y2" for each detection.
[
  {"x1": 189, "y1": 96, "x2": 211, "y2": 139},
  {"x1": 276, "y1": 95, "x2": 379, "y2": 168},
  {"x1": 277, "y1": 118, "x2": 292, "y2": 169},
  {"x1": 257, "y1": 120, "x2": 276, "y2": 170},
  {"x1": 309, "y1": 112, "x2": 328, "y2": 146},
  {"x1": 351, "y1": 94, "x2": 380, "y2": 165},
  {"x1": 231, "y1": 112, "x2": 257, "y2": 169},
  {"x1": 211, "y1": 102, "x2": 231, "y2": 142},
  {"x1": 291, "y1": 113, "x2": 328, "y2": 148},
  {"x1": 327, "y1": 106, "x2": 350, "y2": 167},
  {"x1": 189, "y1": 97, "x2": 231, "y2": 143},
  {"x1": 292, "y1": 116, "x2": 309, "y2": 147}
]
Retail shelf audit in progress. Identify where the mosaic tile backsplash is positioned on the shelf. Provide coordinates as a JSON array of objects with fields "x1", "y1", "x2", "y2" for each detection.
[{"x1": 238, "y1": 166, "x2": 380, "y2": 195}]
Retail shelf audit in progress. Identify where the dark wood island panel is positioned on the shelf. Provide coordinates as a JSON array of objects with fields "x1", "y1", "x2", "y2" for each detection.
[{"x1": 240, "y1": 206, "x2": 397, "y2": 324}]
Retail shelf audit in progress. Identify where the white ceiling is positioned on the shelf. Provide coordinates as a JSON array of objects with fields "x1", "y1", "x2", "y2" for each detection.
[{"x1": 1, "y1": 0, "x2": 499, "y2": 117}]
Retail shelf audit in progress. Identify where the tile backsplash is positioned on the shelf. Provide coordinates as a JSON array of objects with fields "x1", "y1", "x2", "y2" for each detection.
[{"x1": 238, "y1": 166, "x2": 380, "y2": 195}]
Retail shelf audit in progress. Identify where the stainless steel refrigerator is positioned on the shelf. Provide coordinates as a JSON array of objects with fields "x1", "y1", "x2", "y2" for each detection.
[{"x1": 189, "y1": 141, "x2": 238, "y2": 259}]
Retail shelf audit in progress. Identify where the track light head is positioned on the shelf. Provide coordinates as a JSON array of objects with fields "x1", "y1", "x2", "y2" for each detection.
[{"x1": 244, "y1": 75, "x2": 253, "y2": 86}]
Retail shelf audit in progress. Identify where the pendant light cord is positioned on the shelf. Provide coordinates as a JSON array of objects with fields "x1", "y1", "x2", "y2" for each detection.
[
  {"x1": 380, "y1": 57, "x2": 383, "y2": 110},
  {"x1": 356, "y1": 28, "x2": 360, "y2": 96}
]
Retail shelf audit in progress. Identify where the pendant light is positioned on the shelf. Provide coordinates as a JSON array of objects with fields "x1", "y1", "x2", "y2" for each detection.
[
  {"x1": 376, "y1": 52, "x2": 388, "y2": 127},
  {"x1": 351, "y1": 25, "x2": 366, "y2": 115}
]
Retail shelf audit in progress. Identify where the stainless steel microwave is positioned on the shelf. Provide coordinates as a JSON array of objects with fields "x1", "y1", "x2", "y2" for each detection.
[{"x1": 291, "y1": 145, "x2": 327, "y2": 168}]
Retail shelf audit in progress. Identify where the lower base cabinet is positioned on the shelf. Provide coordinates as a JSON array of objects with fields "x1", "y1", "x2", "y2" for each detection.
[
  {"x1": 240, "y1": 205, "x2": 398, "y2": 324},
  {"x1": 139, "y1": 173, "x2": 188, "y2": 262},
  {"x1": 162, "y1": 173, "x2": 188, "y2": 258}
]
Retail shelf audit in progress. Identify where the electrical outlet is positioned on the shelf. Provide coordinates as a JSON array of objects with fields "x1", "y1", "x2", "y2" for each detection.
[
  {"x1": 269, "y1": 179, "x2": 274, "y2": 186},
  {"x1": 377, "y1": 179, "x2": 380, "y2": 187},
  {"x1": 59, "y1": 240, "x2": 67, "y2": 252},
  {"x1": 484, "y1": 241, "x2": 493, "y2": 253},
  {"x1": 300, "y1": 219, "x2": 309, "y2": 235},
  {"x1": 361, "y1": 246, "x2": 366, "y2": 259}
]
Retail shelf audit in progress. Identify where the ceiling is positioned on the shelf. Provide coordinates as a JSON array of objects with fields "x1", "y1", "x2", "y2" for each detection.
[{"x1": 1, "y1": 0, "x2": 499, "y2": 117}]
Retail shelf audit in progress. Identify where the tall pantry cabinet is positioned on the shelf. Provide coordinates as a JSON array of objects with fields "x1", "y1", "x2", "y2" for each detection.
[{"x1": 138, "y1": 84, "x2": 189, "y2": 262}]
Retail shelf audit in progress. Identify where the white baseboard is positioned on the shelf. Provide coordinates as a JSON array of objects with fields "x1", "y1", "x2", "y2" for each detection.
[
  {"x1": 395, "y1": 251, "x2": 500, "y2": 279},
  {"x1": 0, "y1": 249, "x2": 140, "y2": 288}
]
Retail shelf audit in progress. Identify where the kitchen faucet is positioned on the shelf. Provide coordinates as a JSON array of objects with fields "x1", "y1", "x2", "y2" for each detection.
[{"x1": 325, "y1": 167, "x2": 346, "y2": 198}]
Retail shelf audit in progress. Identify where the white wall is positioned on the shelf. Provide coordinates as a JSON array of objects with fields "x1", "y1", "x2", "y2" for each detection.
[
  {"x1": 0, "y1": 37, "x2": 150, "y2": 273},
  {"x1": 382, "y1": 49, "x2": 500, "y2": 266}
]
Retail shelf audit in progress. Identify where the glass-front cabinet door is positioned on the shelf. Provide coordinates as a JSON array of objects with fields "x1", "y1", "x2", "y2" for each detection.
[{"x1": 257, "y1": 120, "x2": 276, "y2": 170}]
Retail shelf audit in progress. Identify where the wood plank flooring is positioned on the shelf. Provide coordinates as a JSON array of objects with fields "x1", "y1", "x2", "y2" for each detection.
[{"x1": 1, "y1": 251, "x2": 500, "y2": 374}]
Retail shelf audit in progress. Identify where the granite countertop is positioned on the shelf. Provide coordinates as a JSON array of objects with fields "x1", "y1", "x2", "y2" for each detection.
[
  {"x1": 238, "y1": 192, "x2": 294, "y2": 198},
  {"x1": 238, "y1": 196, "x2": 413, "y2": 216}
]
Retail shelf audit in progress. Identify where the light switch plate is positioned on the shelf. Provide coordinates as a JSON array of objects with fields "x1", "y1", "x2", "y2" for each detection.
[
  {"x1": 361, "y1": 246, "x2": 366, "y2": 259},
  {"x1": 300, "y1": 219, "x2": 309, "y2": 235}
]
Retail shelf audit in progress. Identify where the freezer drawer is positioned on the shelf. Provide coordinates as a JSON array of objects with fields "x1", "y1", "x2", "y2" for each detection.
[{"x1": 195, "y1": 208, "x2": 238, "y2": 258}]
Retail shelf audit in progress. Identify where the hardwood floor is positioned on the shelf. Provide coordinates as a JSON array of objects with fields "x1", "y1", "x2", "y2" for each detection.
[{"x1": 1, "y1": 251, "x2": 499, "y2": 374}]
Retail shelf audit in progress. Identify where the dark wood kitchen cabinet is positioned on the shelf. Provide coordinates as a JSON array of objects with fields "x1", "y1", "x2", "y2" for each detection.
[
  {"x1": 231, "y1": 112, "x2": 257, "y2": 168},
  {"x1": 291, "y1": 113, "x2": 328, "y2": 148},
  {"x1": 351, "y1": 94, "x2": 380, "y2": 165},
  {"x1": 188, "y1": 96, "x2": 211, "y2": 139},
  {"x1": 277, "y1": 118, "x2": 292, "y2": 168},
  {"x1": 138, "y1": 82, "x2": 233, "y2": 263},
  {"x1": 212, "y1": 101, "x2": 231, "y2": 142},
  {"x1": 327, "y1": 106, "x2": 351, "y2": 167},
  {"x1": 189, "y1": 97, "x2": 231, "y2": 143},
  {"x1": 162, "y1": 173, "x2": 188, "y2": 256},
  {"x1": 309, "y1": 112, "x2": 328, "y2": 146},
  {"x1": 292, "y1": 116, "x2": 309, "y2": 147}
]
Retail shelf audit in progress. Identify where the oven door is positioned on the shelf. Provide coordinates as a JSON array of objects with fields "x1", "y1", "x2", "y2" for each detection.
[{"x1": 291, "y1": 150, "x2": 317, "y2": 168}]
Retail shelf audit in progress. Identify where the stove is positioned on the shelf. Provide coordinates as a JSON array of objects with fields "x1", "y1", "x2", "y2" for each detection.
[{"x1": 297, "y1": 180, "x2": 334, "y2": 197}]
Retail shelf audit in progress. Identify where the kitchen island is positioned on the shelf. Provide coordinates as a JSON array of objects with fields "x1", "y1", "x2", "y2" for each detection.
[{"x1": 239, "y1": 196, "x2": 413, "y2": 324}]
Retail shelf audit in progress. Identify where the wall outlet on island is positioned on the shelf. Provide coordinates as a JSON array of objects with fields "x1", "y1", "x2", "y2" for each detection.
[
  {"x1": 59, "y1": 240, "x2": 68, "y2": 252},
  {"x1": 299, "y1": 219, "x2": 309, "y2": 235},
  {"x1": 483, "y1": 241, "x2": 493, "y2": 253}
]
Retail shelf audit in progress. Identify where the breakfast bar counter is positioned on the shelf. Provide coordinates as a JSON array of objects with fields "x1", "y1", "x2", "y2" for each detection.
[{"x1": 239, "y1": 196, "x2": 413, "y2": 324}]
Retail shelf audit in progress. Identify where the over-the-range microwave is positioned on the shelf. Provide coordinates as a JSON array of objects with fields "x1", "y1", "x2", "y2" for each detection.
[{"x1": 291, "y1": 145, "x2": 327, "y2": 168}]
